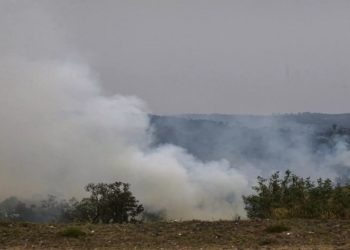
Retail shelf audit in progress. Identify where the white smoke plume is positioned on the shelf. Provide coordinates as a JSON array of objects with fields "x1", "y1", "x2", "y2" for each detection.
[
  {"x1": 0, "y1": 57, "x2": 249, "y2": 219},
  {"x1": 0, "y1": 1, "x2": 251, "y2": 220}
]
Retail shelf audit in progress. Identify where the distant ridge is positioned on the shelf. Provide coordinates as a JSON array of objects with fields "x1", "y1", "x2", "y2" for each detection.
[{"x1": 152, "y1": 113, "x2": 350, "y2": 129}]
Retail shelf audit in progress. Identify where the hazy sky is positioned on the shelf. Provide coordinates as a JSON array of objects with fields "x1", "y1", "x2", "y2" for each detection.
[{"x1": 2, "y1": 0, "x2": 350, "y2": 114}]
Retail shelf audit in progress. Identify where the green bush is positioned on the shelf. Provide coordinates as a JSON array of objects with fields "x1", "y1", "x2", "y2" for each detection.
[
  {"x1": 243, "y1": 170, "x2": 350, "y2": 219},
  {"x1": 0, "y1": 181, "x2": 144, "y2": 224},
  {"x1": 65, "y1": 181, "x2": 144, "y2": 224}
]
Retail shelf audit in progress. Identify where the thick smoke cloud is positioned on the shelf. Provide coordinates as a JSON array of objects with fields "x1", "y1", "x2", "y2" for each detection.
[
  {"x1": 0, "y1": 58, "x2": 249, "y2": 219},
  {"x1": 0, "y1": 1, "x2": 248, "y2": 220},
  {"x1": 2, "y1": 56, "x2": 350, "y2": 220}
]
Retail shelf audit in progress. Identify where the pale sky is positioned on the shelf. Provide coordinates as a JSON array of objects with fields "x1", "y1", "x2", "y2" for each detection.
[{"x1": 2, "y1": 0, "x2": 350, "y2": 114}]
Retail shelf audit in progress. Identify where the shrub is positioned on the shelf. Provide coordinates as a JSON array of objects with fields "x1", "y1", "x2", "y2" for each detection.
[
  {"x1": 265, "y1": 224, "x2": 290, "y2": 233},
  {"x1": 68, "y1": 181, "x2": 144, "y2": 223},
  {"x1": 243, "y1": 170, "x2": 350, "y2": 219},
  {"x1": 141, "y1": 210, "x2": 166, "y2": 222},
  {"x1": 259, "y1": 238, "x2": 275, "y2": 245},
  {"x1": 0, "y1": 221, "x2": 11, "y2": 227},
  {"x1": 58, "y1": 227, "x2": 86, "y2": 238}
]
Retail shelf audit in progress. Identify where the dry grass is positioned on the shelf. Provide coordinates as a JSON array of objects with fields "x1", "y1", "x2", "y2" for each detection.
[{"x1": 1, "y1": 219, "x2": 350, "y2": 249}]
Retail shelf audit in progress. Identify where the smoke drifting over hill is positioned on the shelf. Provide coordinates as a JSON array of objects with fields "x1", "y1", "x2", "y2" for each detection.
[{"x1": 151, "y1": 114, "x2": 350, "y2": 180}]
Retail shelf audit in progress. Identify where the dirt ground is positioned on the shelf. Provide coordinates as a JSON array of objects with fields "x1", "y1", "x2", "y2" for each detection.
[{"x1": 1, "y1": 219, "x2": 350, "y2": 249}]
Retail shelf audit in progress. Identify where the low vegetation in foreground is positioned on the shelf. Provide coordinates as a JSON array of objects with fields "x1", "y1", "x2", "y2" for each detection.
[{"x1": 1, "y1": 219, "x2": 350, "y2": 249}]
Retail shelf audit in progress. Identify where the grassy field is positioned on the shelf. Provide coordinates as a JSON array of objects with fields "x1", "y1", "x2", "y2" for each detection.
[{"x1": 1, "y1": 219, "x2": 350, "y2": 249}]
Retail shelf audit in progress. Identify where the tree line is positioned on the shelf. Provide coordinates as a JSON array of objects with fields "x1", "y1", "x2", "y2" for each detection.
[{"x1": 2, "y1": 170, "x2": 350, "y2": 223}]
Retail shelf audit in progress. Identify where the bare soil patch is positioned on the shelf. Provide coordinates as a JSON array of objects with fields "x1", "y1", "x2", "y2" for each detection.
[{"x1": 1, "y1": 219, "x2": 349, "y2": 249}]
